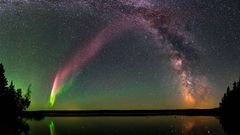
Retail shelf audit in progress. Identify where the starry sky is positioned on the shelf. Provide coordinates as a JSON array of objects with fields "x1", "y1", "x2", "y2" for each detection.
[{"x1": 0, "y1": 0, "x2": 239, "y2": 110}]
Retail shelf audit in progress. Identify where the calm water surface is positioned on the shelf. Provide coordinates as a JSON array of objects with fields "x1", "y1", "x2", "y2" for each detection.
[{"x1": 25, "y1": 116, "x2": 226, "y2": 135}]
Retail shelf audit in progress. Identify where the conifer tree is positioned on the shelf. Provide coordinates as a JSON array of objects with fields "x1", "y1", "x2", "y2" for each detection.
[{"x1": 0, "y1": 63, "x2": 31, "y2": 115}]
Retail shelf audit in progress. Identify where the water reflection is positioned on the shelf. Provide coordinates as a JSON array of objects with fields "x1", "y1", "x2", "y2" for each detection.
[
  {"x1": 219, "y1": 116, "x2": 239, "y2": 135},
  {"x1": 181, "y1": 117, "x2": 195, "y2": 134},
  {"x1": 0, "y1": 117, "x2": 29, "y2": 135},
  {"x1": 0, "y1": 116, "x2": 233, "y2": 135},
  {"x1": 29, "y1": 116, "x2": 226, "y2": 135},
  {"x1": 49, "y1": 120, "x2": 56, "y2": 135}
]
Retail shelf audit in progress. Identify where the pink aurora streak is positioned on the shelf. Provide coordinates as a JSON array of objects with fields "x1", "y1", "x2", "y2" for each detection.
[
  {"x1": 50, "y1": 3, "x2": 213, "y2": 107},
  {"x1": 50, "y1": 18, "x2": 135, "y2": 106}
]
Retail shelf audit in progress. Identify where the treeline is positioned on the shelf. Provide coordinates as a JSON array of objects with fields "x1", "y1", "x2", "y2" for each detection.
[{"x1": 0, "y1": 64, "x2": 31, "y2": 116}]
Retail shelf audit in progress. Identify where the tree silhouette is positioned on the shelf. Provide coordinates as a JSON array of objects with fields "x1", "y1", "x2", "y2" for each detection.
[
  {"x1": 219, "y1": 78, "x2": 240, "y2": 135},
  {"x1": 0, "y1": 63, "x2": 31, "y2": 116},
  {"x1": 219, "y1": 79, "x2": 240, "y2": 114},
  {"x1": 0, "y1": 64, "x2": 8, "y2": 94}
]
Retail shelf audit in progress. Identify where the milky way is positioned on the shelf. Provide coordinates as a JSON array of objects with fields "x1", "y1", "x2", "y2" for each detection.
[
  {"x1": 1, "y1": 0, "x2": 239, "y2": 109},
  {"x1": 50, "y1": 0, "x2": 213, "y2": 107}
]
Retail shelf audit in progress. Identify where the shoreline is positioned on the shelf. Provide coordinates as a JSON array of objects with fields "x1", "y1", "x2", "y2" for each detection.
[{"x1": 22, "y1": 108, "x2": 220, "y2": 117}]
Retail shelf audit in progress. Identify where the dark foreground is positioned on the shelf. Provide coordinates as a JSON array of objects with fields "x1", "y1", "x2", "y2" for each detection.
[
  {"x1": 22, "y1": 108, "x2": 219, "y2": 117},
  {"x1": 2, "y1": 116, "x2": 228, "y2": 135},
  {"x1": 2, "y1": 109, "x2": 237, "y2": 135}
]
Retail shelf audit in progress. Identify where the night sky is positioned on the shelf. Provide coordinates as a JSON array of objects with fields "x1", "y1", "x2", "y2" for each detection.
[{"x1": 0, "y1": 0, "x2": 239, "y2": 110}]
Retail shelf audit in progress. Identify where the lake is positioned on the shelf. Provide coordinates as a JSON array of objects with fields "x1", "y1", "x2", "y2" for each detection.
[{"x1": 14, "y1": 116, "x2": 226, "y2": 135}]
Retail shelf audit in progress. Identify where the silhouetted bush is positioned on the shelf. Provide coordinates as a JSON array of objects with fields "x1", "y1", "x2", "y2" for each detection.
[{"x1": 0, "y1": 63, "x2": 31, "y2": 116}]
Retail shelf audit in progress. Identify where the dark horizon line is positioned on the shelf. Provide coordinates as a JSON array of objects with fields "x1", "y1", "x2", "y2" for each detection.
[
  {"x1": 27, "y1": 108, "x2": 218, "y2": 111},
  {"x1": 23, "y1": 108, "x2": 220, "y2": 117}
]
